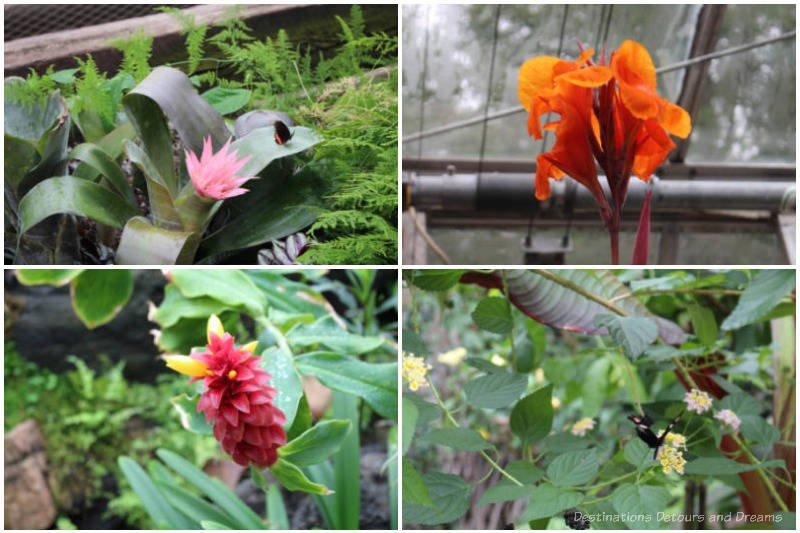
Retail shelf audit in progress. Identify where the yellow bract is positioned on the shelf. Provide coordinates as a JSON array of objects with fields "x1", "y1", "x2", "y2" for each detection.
[
  {"x1": 164, "y1": 355, "x2": 211, "y2": 378},
  {"x1": 207, "y1": 314, "x2": 225, "y2": 343}
]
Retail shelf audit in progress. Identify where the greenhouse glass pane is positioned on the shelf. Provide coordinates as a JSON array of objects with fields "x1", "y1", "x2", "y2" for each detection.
[
  {"x1": 685, "y1": 5, "x2": 796, "y2": 163},
  {"x1": 403, "y1": 4, "x2": 699, "y2": 159},
  {"x1": 425, "y1": 228, "x2": 783, "y2": 265}
]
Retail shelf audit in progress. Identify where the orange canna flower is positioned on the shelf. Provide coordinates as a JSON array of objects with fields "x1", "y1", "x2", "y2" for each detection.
[{"x1": 517, "y1": 39, "x2": 692, "y2": 264}]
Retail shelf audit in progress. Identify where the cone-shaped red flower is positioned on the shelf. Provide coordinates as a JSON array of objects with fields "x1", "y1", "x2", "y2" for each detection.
[{"x1": 165, "y1": 315, "x2": 287, "y2": 467}]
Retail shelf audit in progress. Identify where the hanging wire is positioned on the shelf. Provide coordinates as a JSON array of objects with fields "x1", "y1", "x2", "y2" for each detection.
[
  {"x1": 416, "y1": 5, "x2": 431, "y2": 158},
  {"x1": 525, "y1": 4, "x2": 569, "y2": 246},
  {"x1": 592, "y1": 4, "x2": 608, "y2": 50},
  {"x1": 476, "y1": 5, "x2": 502, "y2": 180},
  {"x1": 403, "y1": 29, "x2": 795, "y2": 143}
]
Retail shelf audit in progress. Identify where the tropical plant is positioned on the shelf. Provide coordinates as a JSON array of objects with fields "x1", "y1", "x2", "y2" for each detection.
[{"x1": 402, "y1": 269, "x2": 795, "y2": 529}]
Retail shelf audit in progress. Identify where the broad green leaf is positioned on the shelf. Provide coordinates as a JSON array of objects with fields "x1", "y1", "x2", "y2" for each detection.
[
  {"x1": 198, "y1": 164, "x2": 323, "y2": 261},
  {"x1": 401, "y1": 459, "x2": 434, "y2": 508},
  {"x1": 718, "y1": 393, "x2": 762, "y2": 416},
  {"x1": 16, "y1": 269, "x2": 82, "y2": 286},
  {"x1": 69, "y1": 269, "x2": 133, "y2": 329},
  {"x1": 201, "y1": 87, "x2": 251, "y2": 116},
  {"x1": 294, "y1": 352, "x2": 397, "y2": 419},
  {"x1": 462, "y1": 270, "x2": 686, "y2": 345},
  {"x1": 498, "y1": 460, "x2": 544, "y2": 486},
  {"x1": 278, "y1": 420, "x2": 352, "y2": 466},
  {"x1": 5, "y1": 135, "x2": 40, "y2": 192},
  {"x1": 478, "y1": 484, "x2": 536, "y2": 506},
  {"x1": 546, "y1": 449, "x2": 598, "y2": 486},
  {"x1": 270, "y1": 458, "x2": 331, "y2": 495},
  {"x1": 115, "y1": 216, "x2": 199, "y2": 265},
  {"x1": 230, "y1": 125, "x2": 322, "y2": 177},
  {"x1": 170, "y1": 269, "x2": 266, "y2": 316},
  {"x1": 155, "y1": 316, "x2": 206, "y2": 353},
  {"x1": 123, "y1": 140, "x2": 182, "y2": 229},
  {"x1": 611, "y1": 484, "x2": 670, "y2": 529},
  {"x1": 169, "y1": 394, "x2": 213, "y2": 435},
  {"x1": 266, "y1": 484, "x2": 289, "y2": 530},
  {"x1": 623, "y1": 439, "x2": 653, "y2": 469},
  {"x1": 287, "y1": 322, "x2": 384, "y2": 354},
  {"x1": 18, "y1": 176, "x2": 138, "y2": 234},
  {"x1": 157, "y1": 482, "x2": 234, "y2": 529},
  {"x1": 539, "y1": 433, "x2": 592, "y2": 454},
  {"x1": 464, "y1": 371, "x2": 528, "y2": 408},
  {"x1": 156, "y1": 449, "x2": 266, "y2": 529},
  {"x1": 153, "y1": 284, "x2": 232, "y2": 328},
  {"x1": 286, "y1": 395, "x2": 312, "y2": 442},
  {"x1": 117, "y1": 456, "x2": 191, "y2": 529},
  {"x1": 403, "y1": 392, "x2": 440, "y2": 426},
  {"x1": 472, "y1": 296, "x2": 513, "y2": 334},
  {"x1": 260, "y1": 346, "x2": 303, "y2": 431},
  {"x1": 124, "y1": 66, "x2": 229, "y2": 190},
  {"x1": 510, "y1": 384, "x2": 553, "y2": 443},
  {"x1": 739, "y1": 415, "x2": 780, "y2": 445},
  {"x1": 402, "y1": 328, "x2": 428, "y2": 356},
  {"x1": 721, "y1": 270, "x2": 796, "y2": 330},
  {"x1": 409, "y1": 269, "x2": 468, "y2": 291},
  {"x1": 423, "y1": 428, "x2": 493, "y2": 451},
  {"x1": 68, "y1": 143, "x2": 135, "y2": 204},
  {"x1": 331, "y1": 390, "x2": 359, "y2": 529},
  {"x1": 518, "y1": 484, "x2": 583, "y2": 522},
  {"x1": 688, "y1": 303, "x2": 718, "y2": 347},
  {"x1": 594, "y1": 315, "x2": 658, "y2": 360},
  {"x1": 402, "y1": 397, "x2": 418, "y2": 454},
  {"x1": 403, "y1": 471, "x2": 471, "y2": 525},
  {"x1": 201, "y1": 520, "x2": 233, "y2": 529},
  {"x1": 683, "y1": 457, "x2": 784, "y2": 475}
]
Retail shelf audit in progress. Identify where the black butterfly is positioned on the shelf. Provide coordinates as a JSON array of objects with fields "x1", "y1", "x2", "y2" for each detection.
[
  {"x1": 628, "y1": 410, "x2": 683, "y2": 459},
  {"x1": 274, "y1": 120, "x2": 293, "y2": 145}
]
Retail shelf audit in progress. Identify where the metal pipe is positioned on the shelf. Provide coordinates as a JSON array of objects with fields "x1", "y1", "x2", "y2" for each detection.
[
  {"x1": 406, "y1": 173, "x2": 796, "y2": 213},
  {"x1": 402, "y1": 31, "x2": 796, "y2": 143}
]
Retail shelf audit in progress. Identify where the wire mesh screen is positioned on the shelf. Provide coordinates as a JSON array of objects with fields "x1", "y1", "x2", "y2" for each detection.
[{"x1": 4, "y1": 4, "x2": 194, "y2": 41}]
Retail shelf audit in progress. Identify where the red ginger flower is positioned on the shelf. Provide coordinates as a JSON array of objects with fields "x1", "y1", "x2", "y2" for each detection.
[{"x1": 165, "y1": 315, "x2": 287, "y2": 468}]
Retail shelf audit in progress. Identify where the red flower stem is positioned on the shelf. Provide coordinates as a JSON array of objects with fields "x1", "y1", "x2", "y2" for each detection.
[{"x1": 608, "y1": 213, "x2": 620, "y2": 265}]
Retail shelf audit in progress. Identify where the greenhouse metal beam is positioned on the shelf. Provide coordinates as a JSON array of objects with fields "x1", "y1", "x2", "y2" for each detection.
[
  {"x1": 402, "y1": 157, "x2": 795, "y2": 179},
  {"x1": 405, "y1": 172, "x2": 796, "y2": 213},
  {"x1": 670, "y1": 5, "x2": 725, "y2": 163}
]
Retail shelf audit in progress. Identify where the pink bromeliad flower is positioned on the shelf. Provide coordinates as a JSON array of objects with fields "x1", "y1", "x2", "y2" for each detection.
[
  {"x1": 185, "y1": 136, "x2": 256, "y2": 200},
  {"x1": 164, "y1": 315, "x2": 287, "y2": 467}
]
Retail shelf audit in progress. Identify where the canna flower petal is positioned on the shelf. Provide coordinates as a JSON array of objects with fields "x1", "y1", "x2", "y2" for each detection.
[{"x1": 185, "y1": 137, "x2": 257, "y2": 200}]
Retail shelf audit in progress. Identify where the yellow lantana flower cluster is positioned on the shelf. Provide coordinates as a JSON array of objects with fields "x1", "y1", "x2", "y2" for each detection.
[
  {"x1": 658, "y1": 446, "x2": 686, "y2": 475},
  {"x1": 402, "y1": 353, "x2": 432, "y2": 391}
]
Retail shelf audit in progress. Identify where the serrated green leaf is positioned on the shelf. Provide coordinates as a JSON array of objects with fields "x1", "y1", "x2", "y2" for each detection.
[
  {"x1": 478, "y1": 484, "x2": 536, "y2": 506},
  {"x1": 546, "y1": 449, "x2": 598, "y2": 486},
  {"x1": 611, "y1": 484, "x2": 670, "y2": 529},
  {"x1": 472, "y1": 296, "x2": 512, "y2": 334},
  {"x1": 721, "y1": 270, "x2": 796, "y2": 330},
  {"x1": 510, "y1": 384, "x2": 553, "y2": 443},
  {"x1": 464, "y1": 371, "x2": 528, "y2": 408},
  {"x1": 403, "y1": 471, "x2": 471, "y2": 525},
  {"x1": 594, "y1": 314, "x2": 658, "y2": 360},
  {"x1": 688, "y1": 303, "x2": 718, "y2": 347},
  {"x1": 517, "y1": 484, "x2": 583, "y2": 522},
  {"x1": 402, "y1": 397, "x2": 418, "y2": 455},
  {"x1": 410, "y1": 269, "x2": 468, "y2": 291}
]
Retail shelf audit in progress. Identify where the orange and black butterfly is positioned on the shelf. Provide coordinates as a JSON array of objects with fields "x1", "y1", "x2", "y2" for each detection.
[{"x1": 274, "y1": 120, "x2": 293, "y2": 145}]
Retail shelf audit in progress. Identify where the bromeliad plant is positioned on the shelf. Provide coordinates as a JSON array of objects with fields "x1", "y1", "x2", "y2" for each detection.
[
  {"x1": 518, "y1": 40, "x2": 692, "y2": 264},
  {"x1": 402, "y1": 269, "x2": 795, "y2": 529},
  {"x1": 8, "y1": 65, "x2": 322, "y2": 265},
  {"x1": 120, "y1": 269, "x2": 397, "y2": 529}
]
